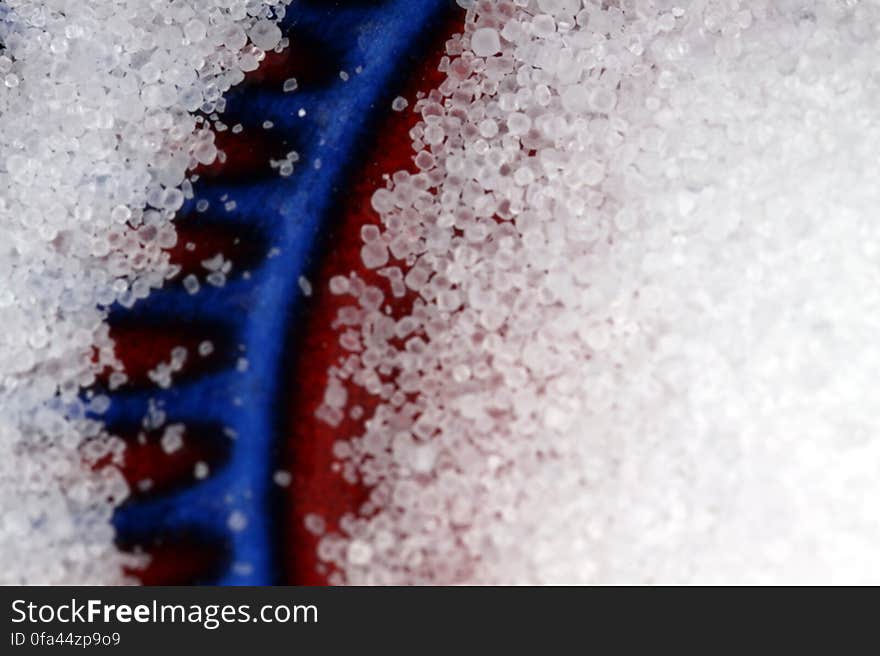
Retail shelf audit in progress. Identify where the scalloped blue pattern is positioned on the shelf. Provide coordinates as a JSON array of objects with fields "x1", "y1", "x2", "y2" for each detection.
[{"x1": 108, "y1": 0, "x2": 454, "y2": 585}]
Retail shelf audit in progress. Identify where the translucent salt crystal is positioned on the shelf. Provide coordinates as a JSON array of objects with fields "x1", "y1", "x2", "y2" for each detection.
[
  {"x1": 250, "y1": 20, "x2": 282, "y2": 51},
  {"x1": 183, "y1": 275, "x2": 201, "y2": 295},
  {"x1": 478, "y1": 119, "x2": 498, "y2": 138},
  {"x1": 206, "y1": 272, "x2": 227, "y2": 287},
  {"x1": 194, "y1": 462, "x2": 210, "y2": 480},
  {"x1": 346, "y1": 540, "x2": 373, "y2": 566},
  {"x1": 227, "y1": 511, "x2": 248, "y2": 532},
  {"x1": 329, "y1": 276, "x2": 350, "y2": 295},
  {"x1": 160, "y1": 424, "x2": 185, "y2": 454},
  {"x1": 184, "y1": 19, "x2": 206, "y2": 43},
  {"x1": 471, "y1": 27, "x2": 501, "y2": 58},
  {"x1": 361, "y1": 242, "x2": 390, "y2": 269},
  {"x1": 561, "y1": 85, "x2": 589, "y2": 113},
  {"x1": 194, "y1": 141, "x2": 219, "y2": 165},
  {"x1": 589, "y1": 87, "x2": 617, "y2": 113}
]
